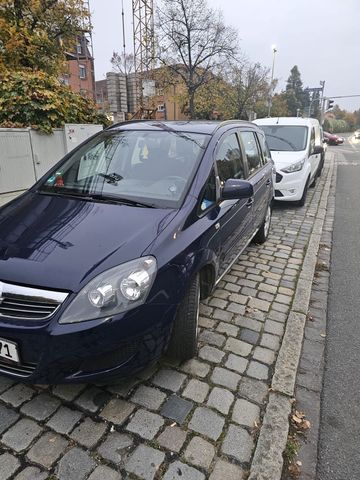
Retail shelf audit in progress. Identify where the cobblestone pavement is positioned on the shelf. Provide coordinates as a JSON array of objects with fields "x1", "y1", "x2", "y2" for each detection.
[{"x1": 0, "y1": 162, "x2": 332, "y2": 480}]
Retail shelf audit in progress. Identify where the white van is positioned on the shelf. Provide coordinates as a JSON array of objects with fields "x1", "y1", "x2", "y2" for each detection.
[{"x1": 253, "y1": 117, "x2": 324, "y2": 206}]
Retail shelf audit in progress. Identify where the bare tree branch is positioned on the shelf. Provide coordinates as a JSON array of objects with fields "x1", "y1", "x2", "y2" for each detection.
[{"x1": 156, "y1": 0, "x2": 239, "y2": 118}]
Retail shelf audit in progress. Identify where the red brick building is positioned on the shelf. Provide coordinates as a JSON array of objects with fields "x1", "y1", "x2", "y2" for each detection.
[{"x1": 60, "y1": 35, "x2": 96, "y2": 100}]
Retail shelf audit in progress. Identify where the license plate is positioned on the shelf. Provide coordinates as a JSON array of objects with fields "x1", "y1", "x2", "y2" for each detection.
[{"x1": 0, "y1": 338, "x2": 20, "y2": 364}]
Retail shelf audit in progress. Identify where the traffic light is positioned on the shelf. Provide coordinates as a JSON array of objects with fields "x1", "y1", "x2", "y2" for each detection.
[{"x1": 327, "y1": 99, "x2": 334, "y2": 110}]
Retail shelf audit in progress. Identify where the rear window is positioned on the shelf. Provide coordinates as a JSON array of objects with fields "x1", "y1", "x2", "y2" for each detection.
[{"x1": 259, "y1": 125, "x2": 308, "y2": 152}]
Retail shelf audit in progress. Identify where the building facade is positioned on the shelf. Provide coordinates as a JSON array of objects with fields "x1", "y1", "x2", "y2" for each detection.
[
  {"x1": 95, "y1": 68, "x2": 188, "y2": 121},
  {"x1": 60, "y1": 35, "x2": 96, "y2": 100}
]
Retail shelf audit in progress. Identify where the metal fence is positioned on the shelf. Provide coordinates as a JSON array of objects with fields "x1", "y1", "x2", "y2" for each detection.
[{"x1": 0, "y1": 124, "x2": 102, "y2": 206}]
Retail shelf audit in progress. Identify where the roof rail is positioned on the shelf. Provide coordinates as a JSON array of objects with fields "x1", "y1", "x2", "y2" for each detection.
[{"x1": 106, "y1": 119, "x2": 152, "y2": 130}]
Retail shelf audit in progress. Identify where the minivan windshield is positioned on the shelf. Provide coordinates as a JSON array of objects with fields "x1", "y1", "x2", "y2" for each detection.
[
  {"x1": 38, "y1": 129, "x2": 209, "y2": 209},
  {"x1": 259, "y1": 125, "x2": 308, "y2": 152}
]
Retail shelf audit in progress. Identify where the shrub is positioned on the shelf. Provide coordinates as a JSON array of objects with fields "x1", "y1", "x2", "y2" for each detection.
[{"x1": 0, "y1": 70, "x2": 110, "y2": 133}]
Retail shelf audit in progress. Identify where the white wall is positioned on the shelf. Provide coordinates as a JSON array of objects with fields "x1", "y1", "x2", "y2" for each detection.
[{"x1": 0, "y1": 124, "x2": 102, "y2": 206}]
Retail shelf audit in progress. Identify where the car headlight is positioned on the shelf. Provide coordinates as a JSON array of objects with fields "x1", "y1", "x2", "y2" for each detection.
[
  {"x1": 59, "y1": 256, "x2": 157, "y2": 324},
  {"x1": 281, "y1": 159, "x2": 305, "y2": 173}
]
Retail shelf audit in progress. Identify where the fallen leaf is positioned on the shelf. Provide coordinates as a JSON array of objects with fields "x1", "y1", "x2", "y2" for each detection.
[
  {"x1": 295, "y1": 410, "x2": 304, "y2": 417},
  {"x1": 301, "y1": 420, "x2": 311, "y2": 430},
  {"x1": 292, "y1": 414, "x2": 301, "y2": 423},
  {"x1": 288, "y1": 463, "x2": 301, "y2": 477}
]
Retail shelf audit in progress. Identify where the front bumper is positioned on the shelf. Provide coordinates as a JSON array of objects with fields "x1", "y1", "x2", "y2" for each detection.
[
  {"x1": 274, "y1": 169, "x2": 308, "y2": 202},
  {"x1": 0, "y1": 303, "x2": 176, "y2": 384}
]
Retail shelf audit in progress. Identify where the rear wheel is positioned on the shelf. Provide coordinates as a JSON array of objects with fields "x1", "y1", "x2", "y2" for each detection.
[
  {"x1": 167, "y1": 274, "x2": 200, "y2": 360},
  {"x1": 253, "y1": 205, "x2": 271, "y2": 244}
]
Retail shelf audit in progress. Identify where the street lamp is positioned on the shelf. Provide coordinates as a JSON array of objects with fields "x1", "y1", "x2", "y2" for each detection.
[{"x1": 268, "y1": 44, "x2": 277, "y2": 117}]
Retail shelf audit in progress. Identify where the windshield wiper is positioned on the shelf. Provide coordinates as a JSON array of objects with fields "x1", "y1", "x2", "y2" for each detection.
[
  {"x1": 87, "y1": 193, "x2": 156, "y2": 208},
  {"x1": 96, "y1": 172, "x2": 123, "y2": 184},
  {"x1": 38, "y1": 189, "x2": 156, "y2": 208}
]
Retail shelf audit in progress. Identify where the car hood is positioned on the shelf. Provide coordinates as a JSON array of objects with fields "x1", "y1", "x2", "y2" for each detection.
[
  {"x1": 0, "y1": 192, "x2": 178, "y2": 292},
  {"x1": 270, "y1": 150, "x2": 307, "y2": 168}
]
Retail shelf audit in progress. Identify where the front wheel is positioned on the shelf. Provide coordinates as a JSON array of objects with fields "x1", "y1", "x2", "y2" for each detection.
[
  {"x1": 167, "y1": 274, "x2": 200, "y2": 360},
  {"x1": 253, "y1": 204, "x2": 271, "y2": 244},
  {"x1": 297, "y1": 177, "x2": 310, "y2": 207}
]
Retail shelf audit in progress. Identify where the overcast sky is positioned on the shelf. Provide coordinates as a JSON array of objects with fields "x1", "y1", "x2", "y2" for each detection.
[{"x1": 90, "y1": 0, "x2": 360, "y2": 111}]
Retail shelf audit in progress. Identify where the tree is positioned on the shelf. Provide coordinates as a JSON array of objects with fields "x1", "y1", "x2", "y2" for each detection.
[
  {"x1": 255, "y1": 92, "x2": 290, "y2": 119},
  {"x1": 226, "y1": 61, "x2": 270, "y2": 119},
  {"x1": 0, "y1": 1, "x2": 108, "y2": 133},
  {"x1": 285, "y1": 65, "x2": 310, "y2": 116},
  {"x1": 111, "y1": 51, "x2": 135, "y2": 75},
  {"x1": 156, "y1": 0, "x2": 238, "y2": 118},
  {"x1": 0, "y1": 70, "x2": 109, "y2": 133},
  {"x1": 0, "y1": 0, "x2": 89, "y2": 75},
  {"x1": 193, "y1": 78, "x2": 234, "y2": 120}
]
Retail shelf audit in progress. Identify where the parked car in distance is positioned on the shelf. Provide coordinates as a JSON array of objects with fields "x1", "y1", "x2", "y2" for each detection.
[
  {"x1": 323, "y1": 131, "x2": 344, "y2": 145},
  {"x1": 0, "y1": 120, "x2": 274, "y2": 384},
  {"x1": 354, "y1": 129, "x2": 360, "y2": 140},
  {"x1": 254, "y1": 117, "x2": 324, "y2": 206}
]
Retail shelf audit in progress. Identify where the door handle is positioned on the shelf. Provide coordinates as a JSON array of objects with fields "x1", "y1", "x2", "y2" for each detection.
[{"x1": 246, "y1": 198, "x2": 254, "y2": 208}]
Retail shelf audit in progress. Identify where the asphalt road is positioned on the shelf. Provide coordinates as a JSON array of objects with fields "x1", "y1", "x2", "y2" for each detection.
[{"x1": 317, "y1": 134, "x2": 360, "y2": 480}]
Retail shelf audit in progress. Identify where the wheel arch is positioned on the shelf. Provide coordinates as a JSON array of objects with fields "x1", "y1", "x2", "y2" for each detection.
[{"x1": 199, "y1": 263, "x2": 216, "y2": 300}]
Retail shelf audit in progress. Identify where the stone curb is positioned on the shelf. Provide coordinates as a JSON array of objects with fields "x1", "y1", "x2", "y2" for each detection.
[
  {"x1": 248, "y1": 393, "x2": 292, "y2": 480},
  {"x1": 248, "y1": 154, "x2": 335, "y2": 480}
]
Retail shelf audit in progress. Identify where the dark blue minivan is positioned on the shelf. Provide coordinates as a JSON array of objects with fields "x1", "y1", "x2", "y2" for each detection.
[{"x1": 0, "y1": 121, "x2": 273, "y2": 383}]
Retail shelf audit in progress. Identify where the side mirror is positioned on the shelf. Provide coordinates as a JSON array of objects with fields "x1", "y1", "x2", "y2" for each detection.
[
  {"x1": 222, "y1": 179, "x2": 254, "y2": 200},
  {"x1": 313, "y1": 145, "x2": 324, "y2": 155}
]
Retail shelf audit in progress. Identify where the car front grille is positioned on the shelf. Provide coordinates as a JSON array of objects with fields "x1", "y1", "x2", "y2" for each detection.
[
  {"x1": 274, "y1": 190, "x2": 284, "y2": 197},
  {"x1": 0, "y1": 281, "x2": 68, "y2": 321}
]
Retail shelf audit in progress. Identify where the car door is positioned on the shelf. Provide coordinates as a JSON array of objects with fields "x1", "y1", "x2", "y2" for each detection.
[
  {"x1": 238, "y1": 130, "x2": 271, "y2": 232},
  {"x1": 308, "y1": 126, "x2": 321, "y2": 179},
  {"x1": 213, "y1": 131, "x2": 253, "y2": 278}
]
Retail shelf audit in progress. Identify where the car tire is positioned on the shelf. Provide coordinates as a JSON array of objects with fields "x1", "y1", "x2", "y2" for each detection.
[
  {"x1": 317, "y1": 157, "x2": 324, "y2": 177},
  {"x1": 297, "y1": 177, "x2": 310, "y2": 206},
  {"x1": 253, "y1": 205, "x2": 271, "y2": 244},
  {"x1": 167, "y1": 273, "x2": 200, "y2": 360}
]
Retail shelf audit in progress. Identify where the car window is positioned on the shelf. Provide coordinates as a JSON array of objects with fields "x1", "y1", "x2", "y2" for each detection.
[
  {"x1": 256, "y1": 132, "x2": 272, "y2": 165},
  {"x1": 259, "y1": 125, "x2": 308, "y2": 151},
  {"x1": 239, "y1": 131, "x2": 262, "y2": 176},
  {"x1": 215, "y1": 133, "x2": 245, "y2": 185},
  {"x1": 39, "y1": 130, "x2": 209, "y2": 209},
  {"x1": 199, "y1": 167, "x2": 217, "y2": 213}
]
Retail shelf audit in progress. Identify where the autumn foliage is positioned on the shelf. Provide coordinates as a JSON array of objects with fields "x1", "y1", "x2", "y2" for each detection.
[
  {"x1": 0, "y1": 71, "x2": 108, "y2": 133},
  {"x1": 0, "y1": 0, "x2": 108, "y2": 132}
]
